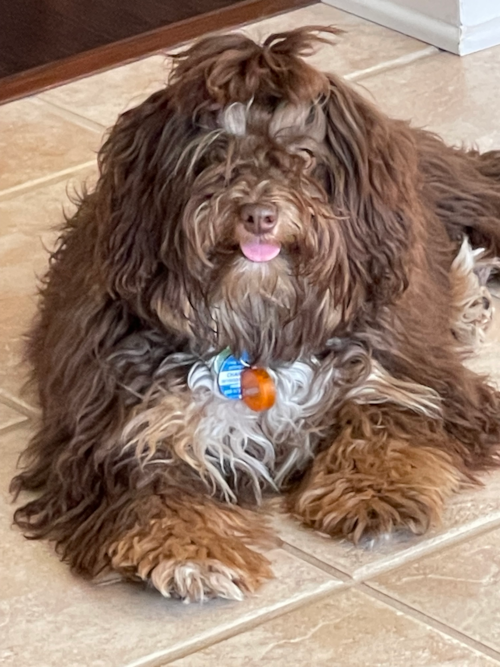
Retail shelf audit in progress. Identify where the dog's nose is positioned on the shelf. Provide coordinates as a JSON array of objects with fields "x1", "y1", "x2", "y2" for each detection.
[{"x1": 240, "y1": 204, "x2": 277, "y2": 235}]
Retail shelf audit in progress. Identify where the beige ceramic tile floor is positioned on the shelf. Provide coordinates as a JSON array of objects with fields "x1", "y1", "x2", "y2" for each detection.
[{"x1": 1, "y1": 3, "x2": 500, "y2": 666}]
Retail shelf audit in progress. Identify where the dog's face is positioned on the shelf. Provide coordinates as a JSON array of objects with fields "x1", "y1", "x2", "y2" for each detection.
[
  {"x1": 184, "y1": 102, "x2": 329, "y2": 273},
  {"x1": 96, "y1": 28, "x2": 416, "y2": 362},
  {"x1": 177, "y1": 100, "x2": 349, "y2": 361}
]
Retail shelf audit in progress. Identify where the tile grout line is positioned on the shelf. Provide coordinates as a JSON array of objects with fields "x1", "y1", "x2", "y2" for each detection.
[
  {"x1": 358, "y1": 582, "x2": 500, "y2": 664},
  {"x1": 122, "y1": 582, "x2": 350, "y2": 667},
  {"x1": 352, "y1": 514, "x2": 500, "y2": 580},
  {"x1": 0, "y1": 417, "x2": 29, "y2": 436},
  {"x1": 33, "y1": 96, "x2": 108, "y2": 134},
  {"x1": 344, "y1": 44, "x2": 439, "y2": 83},
  {"x1": 131, "y1": 552, "x2": 500, "y2": 667},
  {"x1": 0, "y1": 160, "x2": 97, "y2": 202},
  {"x1": 281, "y1": 541, "x2": 354, "y2": 582},
  {"x1": 280, "y1": 514, "x2": 500, "y2": 584},
  {"x1": 0, "y1": 391, "x2": 40, "y2": 419}
]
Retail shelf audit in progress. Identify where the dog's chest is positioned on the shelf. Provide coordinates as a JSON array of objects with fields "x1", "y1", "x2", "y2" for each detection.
[
  {"x1": 181, "y1": 346, "x2": 444, "y2": 500},
  {"x1": 187, "y1": 357, "x2": 333, "y2": 492}
]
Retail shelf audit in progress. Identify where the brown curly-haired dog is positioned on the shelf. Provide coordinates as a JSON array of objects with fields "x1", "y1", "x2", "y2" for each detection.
[{"x1": 11, "y1": 27, "x2": 500, "y2": 602}]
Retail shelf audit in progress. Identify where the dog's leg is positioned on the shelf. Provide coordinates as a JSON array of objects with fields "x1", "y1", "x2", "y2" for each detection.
[
  {"x1": 15, "y1": 468, "x2": 273, "y2": 601},
  {"x1": 13, "y1": 388, "x2": 274, "y2": 602},
  {"x1": 105, "y1": 490, "x2": 273, "y2": 601},
  {"x1": 287, "y1": 401, "x2": 472, "y2": 543}
]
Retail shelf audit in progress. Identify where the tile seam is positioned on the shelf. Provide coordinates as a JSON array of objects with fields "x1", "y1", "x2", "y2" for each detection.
[
  {"x1": 345, "y1": 44, "x2": 439, "y2": 83},
  {"x1": 0, "y1": 417, "x2": 29, "y2": 436},
  {"x1": 358, "y1": 582, "x2": 500, "y2": 663},
  {"x1": 281, "y1": 541, "x2": 353, "y2": 582},
  {"x1": 121, "y1": 580, "x2": 348, "y2": 667},
  {"x1": 352, "y1": 516, "x2": 500, "y2": 580},
  {"x1": 278, "y1": 515, "x2": 500, "y2": 582},
  {"x1": 0, "y1": 161, "x2": 97, "y2": 201},
  {"x1": 0, "y1": 391, "x2": 39, "y2": 419},
  {"x1": 34, "y1": 97, "x2": 107, "y2": 134}
]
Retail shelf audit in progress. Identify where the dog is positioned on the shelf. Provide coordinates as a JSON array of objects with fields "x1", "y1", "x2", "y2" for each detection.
[{"x1": 11, "y1": 27, "x2": 500, "y2": 602}]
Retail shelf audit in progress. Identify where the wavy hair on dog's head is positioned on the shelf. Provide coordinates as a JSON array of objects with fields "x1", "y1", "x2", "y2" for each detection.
[
  {"x1": 168, "y1": 27, "x2": 340, "y2": 108},
  {"x1": 91, "y1": 27, "x2": 422, "y2": 361}
]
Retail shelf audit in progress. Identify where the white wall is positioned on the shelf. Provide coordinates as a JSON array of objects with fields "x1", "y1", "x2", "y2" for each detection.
[
  {"x1": 391, "y1": 0, "x2": 460, "y2": 24},
  {"x1": 322, "y1": 0, "x2": 500, "y2": 55},
  {"x1": 461, "y1": 0, "x2": 500, "y2": 26}
]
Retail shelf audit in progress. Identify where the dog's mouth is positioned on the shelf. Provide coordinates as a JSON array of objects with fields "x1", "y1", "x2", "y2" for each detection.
[{"x1": 239, "y1": 240, "x2": 281, "y2": 262}]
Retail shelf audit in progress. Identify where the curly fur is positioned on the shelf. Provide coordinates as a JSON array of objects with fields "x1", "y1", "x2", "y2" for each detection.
[{"x1": 11, "y1": 27, "x2": 500, "y2": 601}]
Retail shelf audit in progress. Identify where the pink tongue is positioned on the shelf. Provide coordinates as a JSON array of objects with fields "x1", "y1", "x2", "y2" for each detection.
[{"x1": 240, "y1": 242, "x2": 281, "y2": 262}]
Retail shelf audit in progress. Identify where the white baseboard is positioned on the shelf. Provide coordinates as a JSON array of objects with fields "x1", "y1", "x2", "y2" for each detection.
[
  {"x1": 322, "y1": 0, "x2": 460, "y2": 53},
  {"x1": 460, "y1": 16, "x2": 500, "y2": 54},
  {"x1": 322, "y1": 0, "x2": 500, "y2": 55}
]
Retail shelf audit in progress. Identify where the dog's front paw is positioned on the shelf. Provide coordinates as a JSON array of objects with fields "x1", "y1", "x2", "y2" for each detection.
[
  {"x1": 144, "y1": 540, "x2": 273, "y2": 602},
  {"x1": 290, "y1": 480, "x2": 440, "y2": 544},
  {"x1": 289, "y1": 437, "x2": 465, "y2": 544},
  {"x1": 108, "y1": 512, "x2": 274, "y2": 602},
  {"x1": 150, "y1": 558, "x2": 258, "y2": 602}
]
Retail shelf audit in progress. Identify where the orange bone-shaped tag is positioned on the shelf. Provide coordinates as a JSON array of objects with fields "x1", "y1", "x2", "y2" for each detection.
[{"x1": 241, "y1": 367, "x2": 276, "y2": 412}]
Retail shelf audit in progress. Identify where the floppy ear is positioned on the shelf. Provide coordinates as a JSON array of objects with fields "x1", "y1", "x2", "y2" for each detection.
[
  {"x1": 94, "y1": 88, "x2": 200, "y2": 301},
  {"x1": 321, "y1": 75, "x2": 419, "y2": 304}
]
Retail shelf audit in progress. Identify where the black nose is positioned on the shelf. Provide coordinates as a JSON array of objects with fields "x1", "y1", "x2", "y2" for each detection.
[{"x1": 240, "y1": 204, "x2": 277, "y2": 235}]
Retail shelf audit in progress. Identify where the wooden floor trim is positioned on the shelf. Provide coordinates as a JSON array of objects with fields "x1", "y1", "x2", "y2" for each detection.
[{"x1": 0, "y1": 0, "x2": 314, "y2": 105}]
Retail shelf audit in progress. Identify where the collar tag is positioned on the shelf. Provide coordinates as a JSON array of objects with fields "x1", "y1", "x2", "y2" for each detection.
[
  {"x1": 211, "y1": 348, "x2": 249, "y2": 400},
  {"x1": 210, "y1": 348, "x2": 276, "y2": 410}
]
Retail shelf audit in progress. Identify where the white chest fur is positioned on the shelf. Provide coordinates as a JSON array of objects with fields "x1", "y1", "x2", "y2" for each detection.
[
  {"x1": 186, "y1": 353, "x2": 442, "y2": 501},
  {"x1": 187, "y1": 358, "x2": 329, "y2": 499}
]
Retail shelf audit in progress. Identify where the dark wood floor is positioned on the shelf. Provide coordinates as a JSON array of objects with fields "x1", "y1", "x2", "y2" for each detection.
[
  {"x1": 0, "y1": 0, "x2": 313, "y2": 104},
  {"x1": 1, "y1": 0, "x2": 259, "y2": 78}
]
